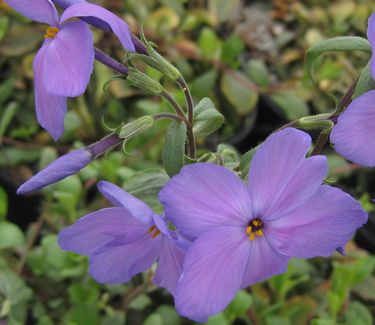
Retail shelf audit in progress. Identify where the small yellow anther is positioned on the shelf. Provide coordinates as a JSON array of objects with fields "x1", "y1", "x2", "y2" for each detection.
[
  {"x1": 148, "y1": 226, "x2": 156, "y2": 233},
  {"x1": 253, "y1": 220, "x2": 261, "y2": 227},
  {"x1": 249, "y1": 233, "x2": 255, "y2": 241},
  {"x1": 246, "y1": 226, "x2": 252, "y2": 234},
  {"x1": 44, "y1": 26, "x2": 59, "y2": 39},
  {"x1": 256, "y1": 229, "x2": 264, "y2": 237}
]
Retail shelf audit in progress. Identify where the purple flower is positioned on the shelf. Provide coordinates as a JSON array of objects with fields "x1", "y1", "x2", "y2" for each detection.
[
  {"x1": 58, "y1": 181, "x2": 186, "y2": 294},
  {"x1": 159, "y1": 128, "x2": 367, "y2": 322},
  {"x1": 17, "y1": 134, "x2": 121, "y2": 195},
  {"x1": 5, "y1": 0, "x2": 134, "y2": 140},
  {"x1": 330, "y1": 14, "x2": 375, "y2": 166}
]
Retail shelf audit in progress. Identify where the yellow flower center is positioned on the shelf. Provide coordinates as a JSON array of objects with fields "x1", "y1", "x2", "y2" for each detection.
[
  {"x1": 246, "y1": 218, "x2": 264, "y2": 241},
  {"x1": 148, "y1": 226, "x2": 161, "y2": 239},
  {"x1": 44, "y1": 26, "x2": 60, "y2": 39}
]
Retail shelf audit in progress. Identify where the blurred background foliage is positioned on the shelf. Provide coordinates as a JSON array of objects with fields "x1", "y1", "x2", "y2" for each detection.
[{"x1": 1, "y1": 0, "x2": 375, "y2": 324}]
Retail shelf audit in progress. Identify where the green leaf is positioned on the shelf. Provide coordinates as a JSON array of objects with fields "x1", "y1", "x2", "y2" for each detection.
[
  {"x1": 193, "y1": 97, "x2": 224, "y2": 138},
  {"x1": 222, "y1": 34, "x2": 244, "y2": 68},
  {"x1": 224, "y1": 290, "x2": 252, "y2": 321},
  {"x1": 266, "y1": 316, "x2": 291, "y2": 325},
  {"x1": 206, "y1": 313, "x2": 229, "y2": 325},
  {"x1": 0, "y1": 221, "x2": 25, "y2": 250},
  {"x1": 343, "y1": 302, "x2": 372, "y2": 325},
  {"x1": 190, "y1": 70, "x2": 218, "y2": 98},
  {"x1": 0, "y1": 102, "x2": 18, "y2": 141},
  {"x1": 0, "y1": 186, "x2": 7, "y2": 219},
  {"x1": 156, "y1": 305, "x2": 181, "y2": 325},
  {"x1": 144, "y1": 314, "x2": 163, "y2": 325},
  {"x1": 353, "y1": 61, "x2": 375, "y2": 98},
  {"x1": 0, "y1": 78, "x2": 15, "y2": 106},
  {"x1": 239, "y1": 145, "x2": 259, "y2": 179},
  {"x1": 123, "y1": 169, "x2": 170, "y2": 213},
  {"x1": 245, "y1": 59, "x2": 271, "y2": 87},
  {"x1": 0, "y1": 267, "x2": 33, "y2": 305},
  {"x1": 305, "y1": 36, "x2": 371, "y2": 84},
  {"x1": 163, "y1": 121, "x2": 187, "y2": 177},
  {"x1": 198, "y1": 27, "x2": 223, "y2": 60},
  {"x1": 220, "y1": 71, "x2": 258, "y2": 115},
  {"x1": 66, "y1": 304, "x2": 99, "y2": 325},
  {"x1": 270, "y1": 92, "x2": 310, "y2": 121}
]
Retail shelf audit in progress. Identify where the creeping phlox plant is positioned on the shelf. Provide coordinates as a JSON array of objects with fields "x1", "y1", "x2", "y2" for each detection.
[{"x1": 8, "y1": 0, "x2": 375, "y2": 322}]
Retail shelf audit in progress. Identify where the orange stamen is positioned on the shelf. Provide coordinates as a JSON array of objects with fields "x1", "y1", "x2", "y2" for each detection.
[{"x1": 44, "y1": 26, "x2": 59, "y2": 39}]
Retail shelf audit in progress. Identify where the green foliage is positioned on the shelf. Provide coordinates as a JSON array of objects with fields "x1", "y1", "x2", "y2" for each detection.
[{"x1": 162, "y1": 121, "x2": 187, "y2": 177}]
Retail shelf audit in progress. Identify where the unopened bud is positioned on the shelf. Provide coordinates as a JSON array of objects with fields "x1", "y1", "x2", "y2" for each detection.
[
  {"x1": 118, "y1": 116, "x2": 154, "y2": 139},
  {"x1": 127, "y1": 68, "x2": 164, "y2": 95}
]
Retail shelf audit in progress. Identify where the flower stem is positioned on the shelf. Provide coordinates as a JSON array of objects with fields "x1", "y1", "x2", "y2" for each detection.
[
  {"x1": 176, "y1": 77, "x2": 196, "y2": 159},
  {"x1": 153, "y1": 113, "x2": 185, "y2": 122},
  {"x1": 94, "y1": 48, "x2": 128, "y2": 75}
]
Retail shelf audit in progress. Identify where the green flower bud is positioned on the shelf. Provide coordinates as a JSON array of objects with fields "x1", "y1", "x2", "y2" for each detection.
[
  {"x1": 127, "y1": 68, "x2": 164, "y2": 95},
  {"x1": 117, "y1": 116, "x2": 154, "y2": 139}
]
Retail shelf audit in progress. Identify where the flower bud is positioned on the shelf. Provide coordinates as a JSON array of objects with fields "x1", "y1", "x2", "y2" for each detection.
[
  {"x1": 117, "y1": 116, "x2": 154, "y2": 139},
  {"x1": 127, "y1": 68, "x2": 164, "y2": 95}
]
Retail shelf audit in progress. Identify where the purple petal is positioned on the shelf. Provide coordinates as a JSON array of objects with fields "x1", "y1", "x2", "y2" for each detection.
[
  {"x1": 5, "y1": 0, "x2": 59, "y2": 25},
  {"x1": 58, "y1": 207, "x2": 148, "y2": 255},
  {"x1": 17, "y1": 148, "x2": 92, "y2": 195},
  {"x1": 248, "y1": 128, "x2": 312, "y2": 218},
  {"x1": 33, "y1": 46, "x2": 67, "y2": 140},
  {"x1": 43, "y1": 21, "x2": 94, "y2": 97},
  {"x1": 174, "y1": 226, "x2": 250, "y2": 323},
  {"x1": 266, "y1": 185, "x2": 367, "y2": 258},
  {"x1": 54, "y1": 0, "x2": 85, "y2": 7},
  {"x1": 159, "y1": 163, "x2": 252, "y2": 240},
  {"x1": 89, "y1": 233, "x2": 162, "y2": 284},
  {"x1": 241, "y1": 236, "x2": 289, "y2": 288},
  {"x1": 367, "y1": 14, "x2": 375, "y2": 79},
  {"x1": 263, "y1": 155, "x2": 328, "y2": 222},
  {"x1": 330, "y1": 91, "x2": 375, "y2": 167},
  {"x1": 97, "y1": 181, "x2": 153, "y2": 223},
  {"x1": 60, "y1": 2, "x2": 135, "y2": 52},
  {"x1": 153, "y1": 236, "x2": 186, "y2": 295}
]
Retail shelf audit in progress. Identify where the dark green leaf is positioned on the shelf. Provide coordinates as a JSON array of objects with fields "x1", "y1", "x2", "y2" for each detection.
[{"x1": 163, "y1": 121, "x2": 187, "y2": 177}]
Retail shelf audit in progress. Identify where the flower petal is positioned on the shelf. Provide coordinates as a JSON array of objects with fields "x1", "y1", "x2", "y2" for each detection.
[
  {"x1": 159, "y1": 163, "x2": 252, "y2": 239},
  {"x1": 43, "y1": 21, "x2": 94, "y2": 97},
  {"x1": 17, "y1": 148, "x2": 92, "y2": 195},
  {"x1": 5, "y1": 0, "x2": 59, "y2": 25},
  {"x1": 153, "y1": 236, "x2": 186, "y2": 295},
  {"x1": 266, "y1": 185, "x2": 367, "y2": 258},
  {"x1": 330, "y1": 91, "x2": 375, "y2": 167},
  {"x1": 248, "y1": 128, "x2": 312, "y2": 218},
  {"x1": 367, "y1": 14, "x2": 375, "y2": 79},
  {"x1": 97, "y1": 181, "x2": 153, "y2": 223},
  {"x1": 241, "y1": 236, "x2": 289, "y2": 288},
  {"x1": 33, "y1": 46, "x2": 67, "y2": 140},
  {"x1": 60, "y1": 2, "x2": 135, "y2": 52},
  {"x1": 263, "y1": 155, "x2": 328, "y2": 222},
  {"x1": 89, "y1": 233, "x2": 162, "y2": 284},
  {"x1": 174, "y1": 226, "x2": 250, "y2": 323},
  {"x1": 58, "y1": 207, "x2": 148, "y2": 256}
]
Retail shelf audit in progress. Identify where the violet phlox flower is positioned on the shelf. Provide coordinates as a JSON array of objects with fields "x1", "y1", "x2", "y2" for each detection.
[
  {"x1": 159, "y1": 128, "x2": 367, "y2": 322},
  {"x1": 17, "y1": 133, "x2": 121, "y2": 195},
  {"x1": 330, "y1": 13, "x2": 375, "y2": 167},
  {"x1": 58, "y1": 181, "x2": 186, "y2": 294},
  {"x1": 5, "y1": 0, "x2": 134, "y2": 140}
]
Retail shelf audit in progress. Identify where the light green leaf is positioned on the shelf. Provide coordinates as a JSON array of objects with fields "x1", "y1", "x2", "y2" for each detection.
[
  {"x1": 198, "y1": 27, "x2": 222, "y2": 60},
  {"x1": 305, "y1": 36, "x2": 371, "y2": 84},
  {"x1": 0, "y1": 221, "x2": 25, "y2": 250},
  {"x1": 193, "y1": 97, "x2": 224, "y2": 138},
  {"x1": 353, "y1": 61, "x2": 375, "y2": 98},
  {"x1": 221, "y1": 71, "x2": 258, "y2": 115},
  {"x1": 270, "y1": 92, "x2": 309, "y2": 121},
  {"x1": 245, "y1": 59, "x2": 270, "y2": 87},
  {"x1": 163, "y1": 121, "x2": 187, "y2": 177},
  {"x1": 0, "y1": 186, "x2": 7, "y2": 220}
]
